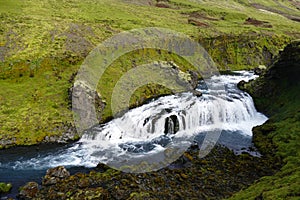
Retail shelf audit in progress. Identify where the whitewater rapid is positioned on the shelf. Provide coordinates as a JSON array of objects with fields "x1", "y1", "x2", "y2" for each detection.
[{"x1": 2, "y1": 71, "x2": 267, "y2": 171}]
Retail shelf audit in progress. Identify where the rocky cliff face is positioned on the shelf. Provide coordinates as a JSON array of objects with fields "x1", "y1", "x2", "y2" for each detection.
[{"x1": 240, "y1": 40, "x2": 300, "y2": 116}]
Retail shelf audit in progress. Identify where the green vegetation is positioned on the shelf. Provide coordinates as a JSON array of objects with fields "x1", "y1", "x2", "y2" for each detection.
[
  {"x1": 231, "y1": 41, "x2": 300, "y2": 199},
  {"x1": 0, "y1": 1, "x2": 300, "y2": 197},
  {"x1": 0, "y1": 182, "x2": 12, "y2": 193},
  {"x1": 1, "y1": 0, "x2": 299, "y2": 148}
]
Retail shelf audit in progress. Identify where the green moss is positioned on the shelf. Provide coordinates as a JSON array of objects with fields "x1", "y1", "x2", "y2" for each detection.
[
  {"x1": 230, "y1": 41, "x2": 300, "y2": 200},
  {"x1": 97, "y1": 49, "x2": 196, "y2": 121},
  {"x1": 128, "y1": 192, "x2": 150, "y2": 199},
  {"x1": 0, "y1": 0, "x2": 299, "y2": 151},
  {"x1": 0, "y1": 182, "x2": 12, "y2": 193}
]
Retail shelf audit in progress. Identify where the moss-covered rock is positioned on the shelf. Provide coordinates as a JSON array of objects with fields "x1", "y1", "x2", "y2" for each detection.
[
  {"x1": 18, "y1": 182, "x2": 39, "y2": 199},
  {"x1": 20, "y1": 144, "x2": 280, "y2": 199},
  {"x1": 0, "y1": 182, "x2": 12, "y2": 194}
]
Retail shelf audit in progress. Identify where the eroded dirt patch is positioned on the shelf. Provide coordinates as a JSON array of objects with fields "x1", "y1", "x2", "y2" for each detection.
[{"x1": 244, "y1": 17, "x2": 272, "y2": 28}]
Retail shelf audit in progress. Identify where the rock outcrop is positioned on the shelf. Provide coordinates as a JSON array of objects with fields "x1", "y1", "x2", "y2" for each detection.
[
  {"x1": 242, "y1": 40, "x2": 300, "y2": 116},
  {"x1": 42, "y1": 166, "x2": 70, "y2": 186},
  {"x1": 18, "y1": 182, "x2": 39, "y2": 200},
  {"x1": 232, "y1": 40, "x2": 300, "y2": 199}
]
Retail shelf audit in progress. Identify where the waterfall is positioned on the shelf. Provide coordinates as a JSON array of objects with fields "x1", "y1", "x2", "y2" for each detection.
[{"x1": 2, "y1": 71, "x2": 267, "y2": 171}]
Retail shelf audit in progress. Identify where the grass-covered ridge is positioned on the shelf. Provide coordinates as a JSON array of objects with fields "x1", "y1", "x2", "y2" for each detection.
[{"x1": 0, "y1": 0, "x2": 300, "y2": 148}]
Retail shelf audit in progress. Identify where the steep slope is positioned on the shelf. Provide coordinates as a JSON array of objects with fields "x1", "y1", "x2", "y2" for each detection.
[{"x1": 232, "y1": 40, "x2": 300, "y2": 199}]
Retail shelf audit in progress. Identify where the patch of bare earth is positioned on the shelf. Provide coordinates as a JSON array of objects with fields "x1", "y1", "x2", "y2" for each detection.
[
  {"x1": 244, "y1": 17, "x2": 272, "y2": 28},
  {"x1": 186, "y1": 11, "x2": 219, "y2": 27},
  {"x1": 121, "y1": 0, "x2": 155, "y2": 6},
  {"x1": 188, "y1": 18, "x2": 209, "y2": 27}
]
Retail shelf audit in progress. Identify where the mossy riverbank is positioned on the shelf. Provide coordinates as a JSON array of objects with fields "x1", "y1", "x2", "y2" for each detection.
[{"x1": 232, "y1": 40, "x2": 300, "y2": 199}]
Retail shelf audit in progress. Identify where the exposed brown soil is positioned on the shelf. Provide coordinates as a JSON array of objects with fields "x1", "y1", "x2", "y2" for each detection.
[
  {"x1": 244, "y1": 17, "x2": 272, "y2": 28},
  {"x1": 289, "y1": 0, "x2": 300, "y2": 10},
  {"x1": 155, "y1": 2, "x2": 171, "y2": 8},
  {"x1": 188, "y1": 18, "x2": 209, "y2": 27}
]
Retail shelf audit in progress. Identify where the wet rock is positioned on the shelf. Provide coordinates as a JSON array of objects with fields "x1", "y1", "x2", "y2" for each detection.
[
  {"x1": 164, "y1": 115, "x2": 179, "y2": 134},
  {"x1": 42, "y1": 166, "x2": 70, "y2": 186},
  {"x1": 253, "y1": 65, "x2": 266, "y2": 75},
  {"x1": 237, "y1": 80, "x2": 247, "y2": 90},
  {"x1": 96, "y1": 163, "x2": 111, "y2": 172},
  {"x1": 243, "y1": 40, "x2": 300, "y2": 115},
  {"x1": 192, "y1": 90, "x2": 202, "y2": 97},
  {"x1": 188, "y1": 70, "x2": 199, "y2": 89},
  {"x1": 18, "y1": 182, "x2": 39, "y2": 200}
]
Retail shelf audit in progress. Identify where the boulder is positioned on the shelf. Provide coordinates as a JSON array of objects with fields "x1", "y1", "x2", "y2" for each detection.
[
  {"x1": 253, "y1": 65, "x2": 266, "y2": 75},
  {"x1": 70, "y1": 80, "x2": 106, "y2": 132},
  {"x1": 237, "y1": 80, "x2": 247, "y2": 90},
  {"x1": 0, "y1": 182, "x2": 12, "y2": 193},
  {"x1": 42, "y1": 166, "x2": 70, "y2": 186},
  {"x1": 96, "y1": 163, "x2": 111, "y2": 172},
  {"x1": 18, "y1": 182, "x2": 39, "y2": 200}
]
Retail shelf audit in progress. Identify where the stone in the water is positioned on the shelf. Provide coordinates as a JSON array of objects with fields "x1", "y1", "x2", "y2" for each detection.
[
  {"x1": 0, "y1": 182, "x2": 12, "y2": 193},
  {"x1": 253, "y1": 65, "x2": 266, "y2": 75},
  {"x1": 18, "y1": 182, "x2": 39, "y2": 200},
  {"x1": 164, "y1": 115, "x2": 179, "y2": 134},
  {"x1": 42, "y1": 166, "x2": 70, "y2": 186},
  {"x1": 96, "y1": 163, "x2": 111, "y2": 172}
]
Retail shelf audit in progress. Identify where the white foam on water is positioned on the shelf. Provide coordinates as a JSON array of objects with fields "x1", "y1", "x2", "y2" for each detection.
[{"x1": 7, "y1": 71, "x2": 267, "y2": 170}]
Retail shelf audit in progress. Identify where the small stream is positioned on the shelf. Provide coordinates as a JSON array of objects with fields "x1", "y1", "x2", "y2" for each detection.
[{"x1": 0, "y1": 71, "x2": 267, "y2": 198}]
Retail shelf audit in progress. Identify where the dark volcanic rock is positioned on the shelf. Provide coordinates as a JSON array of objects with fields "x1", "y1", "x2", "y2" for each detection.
[
  {"x1": 237, "y1": 80, "x2": 247, "y2": 90},
  {"x1": 188, "y1": 70, "x2": 200, "y2": 89},
  {"x1": 24, "y1": 145, "x2": 280, "y2": 200},
  {"x1": 42, "y1": 166, "x2": 70, "y2": 186},
  {"x1": 243, "y1": 40, "x2": 300, "y2": 115},
  {"x1": 18, "y1": 182, "x2": 39, "y2": 200}
]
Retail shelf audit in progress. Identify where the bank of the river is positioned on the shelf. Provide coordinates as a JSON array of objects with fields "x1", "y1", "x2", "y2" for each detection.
[
  {"x1": 13, "y1": 145, "x2": 280, "y2": 199},
  {"x1": 1, "y1": 71, "x2": 267, "y2": 199},
  {"x1": 231, "y1": 40, "x2": 300, "y2": 199}
]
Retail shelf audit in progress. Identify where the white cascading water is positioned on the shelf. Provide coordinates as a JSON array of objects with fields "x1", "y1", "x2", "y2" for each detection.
[{"x1": 7, "y1": 71, "x2": 267, "y2": 170}]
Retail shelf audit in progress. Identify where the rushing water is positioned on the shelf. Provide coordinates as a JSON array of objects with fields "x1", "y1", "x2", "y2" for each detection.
[{"x1": 0, "y1": 71, "x2": 267, "y2": 196}]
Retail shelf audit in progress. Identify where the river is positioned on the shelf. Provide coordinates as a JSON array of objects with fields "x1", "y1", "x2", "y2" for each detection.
[{"x1": 0, "y1": 71, "x2": 267, "y2": 198}]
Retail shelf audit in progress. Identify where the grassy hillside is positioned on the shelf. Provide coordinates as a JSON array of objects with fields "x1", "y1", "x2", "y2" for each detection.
[
  {"x1": 0, "y1": 0, "x2": 299, "y2": 147},
  {"x1": 231, "y1": 41, "x2": 300, "y2": 199}
]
